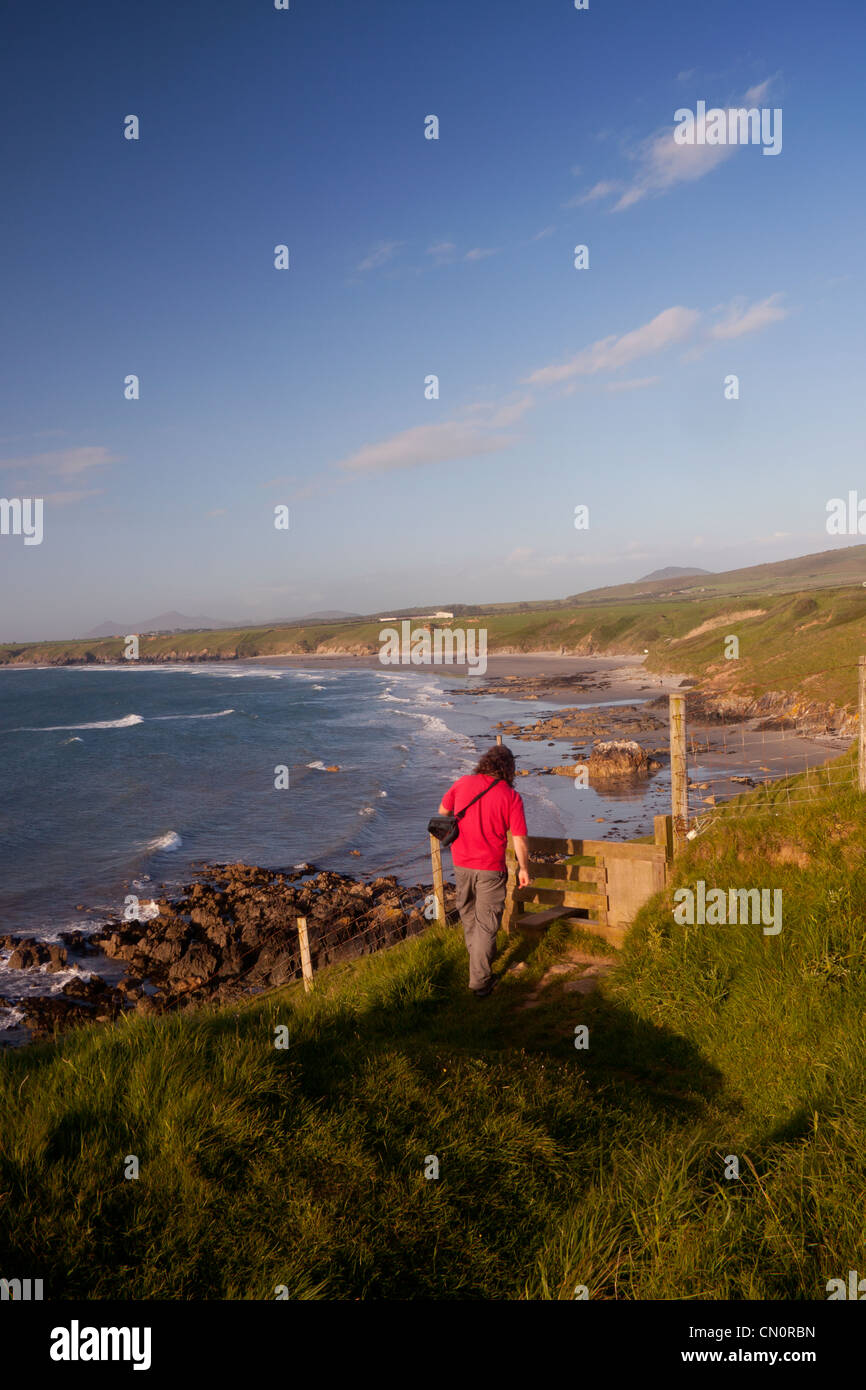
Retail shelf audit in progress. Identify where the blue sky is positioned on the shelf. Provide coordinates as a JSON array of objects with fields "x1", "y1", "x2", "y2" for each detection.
[{"x1": 1, "y1": 0, "x2": 864, "y2": 639}]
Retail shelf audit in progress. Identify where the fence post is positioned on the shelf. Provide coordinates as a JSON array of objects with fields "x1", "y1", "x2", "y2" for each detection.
[
  {"x1": 496, "y1": 733, "x2": 503, "y2": 745},
  {"x1": 669, "y1": 693, "x2": 689, "y2": 852},
  {"x1": 296, "y1": 916, "x2": 314, "y2": 992},
  {"x1": 429, "y1": 834, "x2": 446, "y2": 925},
  {"x1": 503, "y1": 832, "x2": 518, "y2": 935},
  {"x1": 860, "y1": 657, "x2": 866, "y2": 793},
  {"x1": 654, "y1": 812, "x2": 674, "y2": 880}
]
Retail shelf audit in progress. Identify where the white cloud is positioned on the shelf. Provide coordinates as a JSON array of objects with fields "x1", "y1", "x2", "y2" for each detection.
[
  {"x1": 464, "y1": 247, "x2": 498, "y2": 261},
  {"x1": 356, "y1": 240, "x2": 402, "y2": 272},
  {"x1": 744, "y1": 77, "x2": 774, "y2": 104},
  {"x1": 531, "y1": 225, "x2": 556, "y2": 240},
  {"x1": 335, "y1": 397, "x2": 533, "y2": 475},
  {"x1": 426, "y1": 242, "x2": 457, "y2": 264},
  {"x1": 613, "y1": 127, "x2": 735, "y2": 210},
  {"x1": 524, "y1": 306, "x2": 700, "y2": 386},
  {"x1": 0, "y1": 446, "x2": 119, "y2": 477},
  {"x1": 564, "y1": 179, "x2": 623, "y2": 208},
  {"x1": 707, "y1": 293, "x2": 787, "y2": 340},
  {"x1": 576, "y1": 79, "x2": 779, "y2": 213}
]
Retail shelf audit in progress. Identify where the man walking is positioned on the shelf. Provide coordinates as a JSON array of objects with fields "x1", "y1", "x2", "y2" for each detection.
[{"x1": 437, "y1": 744, "x2": 530, "y2": 998}]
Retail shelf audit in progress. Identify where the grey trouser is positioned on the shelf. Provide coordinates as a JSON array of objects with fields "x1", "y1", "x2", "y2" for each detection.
[{"x1": 454, "y1": 867, "x2": 508, "y2": 991}]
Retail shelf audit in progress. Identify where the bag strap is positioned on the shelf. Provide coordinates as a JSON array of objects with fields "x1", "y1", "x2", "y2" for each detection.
[{"x1": 455, "y1": 776, "x2": 502, "y2": 821}]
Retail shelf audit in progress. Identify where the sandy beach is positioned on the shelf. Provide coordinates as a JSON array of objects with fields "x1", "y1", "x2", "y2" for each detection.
[{"x1": 249, "y1": 650, "x2": 693, "y2": 706}]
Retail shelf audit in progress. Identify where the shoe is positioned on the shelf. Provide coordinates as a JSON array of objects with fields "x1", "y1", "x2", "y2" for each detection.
[{"x1": 473, "y1": 978, "x2": 497, "y2": 999}]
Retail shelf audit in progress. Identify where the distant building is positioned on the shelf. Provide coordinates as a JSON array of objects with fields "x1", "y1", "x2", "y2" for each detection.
[{"x1": 377, "y1": 611, "x2": 454, "y2": 622}]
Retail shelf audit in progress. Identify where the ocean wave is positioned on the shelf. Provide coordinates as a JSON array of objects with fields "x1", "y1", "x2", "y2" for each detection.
[
  {"x1": 146, "y1": 831, "x2": 181, "y2": 852},
  {"x1": 12, "y1": 708, "x2": 235, "y2": 734},
  {"x1": 390, "y1": 709, "x2": 453, "y2": 739},
  {"x1": 358, "y1": 806, "x2": 375, "y2": 817},
  {"x1": 13, "y1": 713, "x2": 145, "y2": 732},
  {"x1": 377, "y1": 790, "x2": 388, "y2": 798},
  {"x1": 378, "y1": 691, "x2": 411, "y2": 703},
  {"x1": 153, "y1": 709, "x2": 235, "y2": 721},
  {"x1": 306, "y1": 760, "x2": 327, "y2": 771},
  {"x1": 62, "y1": 736, "x2": 84, "y2": 744},
  {"x1": 0, "y1": 1004, "x2": 25, "y2": 1029}
]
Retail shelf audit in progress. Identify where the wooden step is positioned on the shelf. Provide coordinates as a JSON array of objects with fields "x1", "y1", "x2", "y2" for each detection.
[
  {"x1": 516, "y1": 911, "x2": 626, "y2": 949},
  {"x1": 516, "y1": 908, "x2": 583, "y2": 930}
]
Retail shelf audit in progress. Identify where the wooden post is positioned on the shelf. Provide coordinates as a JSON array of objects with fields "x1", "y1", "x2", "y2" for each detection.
[
  {"x1": 860, "y1": 657, "x2": 866, "y2": 793},
  {"x1": 669, "y1": 693, "x2": 689, "y2": 852},
  {"x1": 654, "y1": 813, "x2": 674, "y2": 881},
  {"x1": 496, "y1": 734, "x2": 503, "y2": 745},
  {"x1": 503, "y1": 832, "x2": 518, "y2": 935},
  {"x1": 296, "y1": 917, "x2": 314, "y2": 992},
  {"x1": 429, "y1": 834, "x2": 446, "y2": 925}
]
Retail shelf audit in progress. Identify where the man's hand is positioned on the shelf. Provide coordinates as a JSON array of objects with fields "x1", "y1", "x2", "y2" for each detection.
[{"x1": 512, "y1": 835, "x2": 531, "y2": 889}]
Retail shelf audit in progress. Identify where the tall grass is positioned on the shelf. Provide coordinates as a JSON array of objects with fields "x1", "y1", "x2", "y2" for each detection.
[{"x1": 1, "y1": 755, "x2": 864, "y2": 1298}]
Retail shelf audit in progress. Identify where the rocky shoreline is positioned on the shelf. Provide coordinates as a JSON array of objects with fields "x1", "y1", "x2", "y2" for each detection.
[
  {"x1": 472, "y1": 674, "x2": 854, "y2": 741},
  {"x1": 1, "y1": 864, "x2": 452, "y2": 1045}
]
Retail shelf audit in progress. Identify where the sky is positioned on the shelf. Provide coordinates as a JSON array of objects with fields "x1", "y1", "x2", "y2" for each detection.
[{"x1": 1, "y1": 0, "x2": 864, "y2": 640}]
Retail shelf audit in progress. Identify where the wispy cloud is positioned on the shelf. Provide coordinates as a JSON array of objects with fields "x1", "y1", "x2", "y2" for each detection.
[
  {"x1": 335, "y1": 396, "x2": 533, "y2": 475},
  {"x1": 426, "y1": 241, "x2": 457, "y2": 265},
  {"x1": 569, "y1": 78, "x2": 778, "y2": 212},
  {"x1": 356, "y1": 240, "x2": 403, "y2": 272},
  {"x1": 464, "y1": 247, "x2": 498, "y2": 262},
  {"x1": 613, "y1": 127, "x2": 735, "y2": 210},
  {"x1": 707, "y1": 293, "x2": 787, "y2": 340},
  {"x1": 525, "y1": 295, "x2": 784, "y2": 386},
  {"x1": 524, "y1": 306, "x2": 700, "y2": 386},
  {"x1": 564, "y1": 179, "x2": 622, "y2": 208},
  {"x1": 0, "y1": 446, "x2": 119, "y2": 477},
  {"x1": 744, "y1": 76, "x2": 777, "y2": 104},
  {"x1": 531, "y1": 225, "x2": 556, "y2": 241}
]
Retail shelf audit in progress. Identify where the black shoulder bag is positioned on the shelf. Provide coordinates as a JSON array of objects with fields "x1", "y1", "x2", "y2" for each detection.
[{"x1": 427, "y1": 777, "x2": 502, "y2": 848}]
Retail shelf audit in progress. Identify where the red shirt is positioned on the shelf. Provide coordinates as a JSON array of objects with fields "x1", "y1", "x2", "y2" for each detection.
[{"x1": 440, "y1": 774, "x2": 528, "y2": 871}]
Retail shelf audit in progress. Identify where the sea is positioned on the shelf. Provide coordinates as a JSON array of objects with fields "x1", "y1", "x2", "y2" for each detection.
[{"x1": 0, "y1": 657, "x2": 835, "y2": 1031}]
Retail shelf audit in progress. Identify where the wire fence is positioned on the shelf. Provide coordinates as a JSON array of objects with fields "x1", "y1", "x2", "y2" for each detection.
[{"x1": 677, "y1": 668, "x2": 861, "y2": 833}]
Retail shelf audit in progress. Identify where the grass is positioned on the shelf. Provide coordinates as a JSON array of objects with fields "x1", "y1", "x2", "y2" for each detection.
[{"x1": 2, "y1": 751, "x2": 865, "y2": 1299}]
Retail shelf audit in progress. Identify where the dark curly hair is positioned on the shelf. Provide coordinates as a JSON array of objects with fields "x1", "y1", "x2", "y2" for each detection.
[{"x1": 475, "y1": 744, "x2": 516, "y2": 785}]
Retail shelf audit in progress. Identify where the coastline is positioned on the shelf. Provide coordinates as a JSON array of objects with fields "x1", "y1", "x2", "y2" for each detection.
[{"x1": 0, "y1": 653, "x2": 849, "y2": 1048}]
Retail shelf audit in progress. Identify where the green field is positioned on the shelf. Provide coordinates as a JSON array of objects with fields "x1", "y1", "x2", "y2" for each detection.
[{"x1": 1, "y1": 751, "x2": 863, "y2": 1299}]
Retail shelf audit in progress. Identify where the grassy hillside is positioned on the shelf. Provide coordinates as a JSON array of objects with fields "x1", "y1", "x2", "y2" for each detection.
[
  {"x1": 570, "y1": 542, "x2": 866, "y2": 605},
  {"x1": 1, "y1": 751, "x2": 863, "y2": 1299}
]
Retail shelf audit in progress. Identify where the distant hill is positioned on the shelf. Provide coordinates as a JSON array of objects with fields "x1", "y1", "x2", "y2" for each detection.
[
  {"x1": 84, "y1": 612, "x2": 228, "y2": 638},
  {"x1": 83, "y1": 609, "x2": 362, "y2": 639},
  {"x1": 295, "y1": 610, "x2": 361, "y2": 622},
  {"x1": 638, "y1": 566, "x2": 713, "y2": 582},
  {"x1": 566, "y1": 544, "x2": 866, "y2": 605}
]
